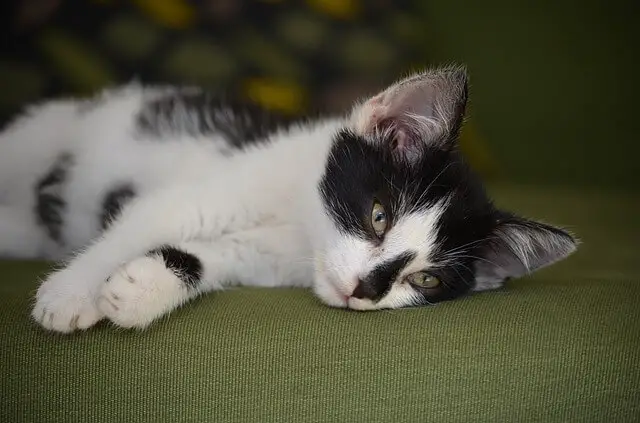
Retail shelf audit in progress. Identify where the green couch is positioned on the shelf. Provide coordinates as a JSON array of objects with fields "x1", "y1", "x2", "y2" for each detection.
[{"x1": 1, "y1": 185, "x2": 638, "y2": 422}]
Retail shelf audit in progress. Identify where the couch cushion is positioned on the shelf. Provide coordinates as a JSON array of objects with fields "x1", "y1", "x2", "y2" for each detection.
[{"x1": 1, "y1": 185, "x2": 638, "y2": 422}]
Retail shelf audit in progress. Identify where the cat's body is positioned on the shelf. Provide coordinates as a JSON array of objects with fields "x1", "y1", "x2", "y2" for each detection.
[
  {"x1": 0, "y1": 85, "x2": 327, "y2": 262},
  {"x1": 0, "y1": 66, "x2": 578, "y2": 334}
]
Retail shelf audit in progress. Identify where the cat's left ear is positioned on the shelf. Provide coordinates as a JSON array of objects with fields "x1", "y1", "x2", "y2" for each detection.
[
  {"x1": 472, "y1": 212, "x2": 579, "y2": 291},
  {"x1": 349, "y1": 65, "x2": 468, "y2": 161}
]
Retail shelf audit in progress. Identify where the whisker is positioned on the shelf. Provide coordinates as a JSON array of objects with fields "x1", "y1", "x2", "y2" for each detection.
[
  {"x1": 422, "y1": 161, "x2": 456, "y2": 195},
  {"x1": 454, "y1": 262, "x2": 475, "y2": 276},
  {"x1": 405, "y1": 162, "x2": 456, "y2": 214},
  {"x1": 450, "y1": 266, "x2": 473, "y2": 287},
  {"x1": 439, "y1": 236, "x2": 500, "y2": 257},
  {"x1": 447, "y1": 254, "x2": 505, "y2": 270}
]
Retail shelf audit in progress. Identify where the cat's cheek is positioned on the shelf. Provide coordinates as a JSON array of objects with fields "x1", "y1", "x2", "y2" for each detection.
[
  {"x1": 322, "y1": 236, "x2": 370, "y2": 287},
  {"x1": 312, "y1": 273, "x2": 348, "y2": 308},
  {"x1": 374, "y1": 283, "x2": 422, "y2": 310},
  {"x1": 311, "y1": 255, "x2": 347, "y2": 308}
]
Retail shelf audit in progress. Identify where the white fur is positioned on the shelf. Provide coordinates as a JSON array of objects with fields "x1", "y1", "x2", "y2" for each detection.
[{"x1": 0, "y1": 83, "x2": 454, "y2": 333}]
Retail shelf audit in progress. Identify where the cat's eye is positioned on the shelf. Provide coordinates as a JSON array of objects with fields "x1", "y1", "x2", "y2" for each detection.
[
  {"x1": 371, "y1": 201, "x2": 388, "y2": 237},
  {"x1": 405, "y1": 272, "x2": 440, "y2": 288}
]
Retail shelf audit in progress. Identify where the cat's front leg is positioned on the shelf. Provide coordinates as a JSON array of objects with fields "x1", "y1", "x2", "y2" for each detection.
[
  {"x1": 97, "y1": 225, "x2": 310, "y2": 329},
  {"x1": 32, "y1": 187, "x2": 223, "y2": 333}
]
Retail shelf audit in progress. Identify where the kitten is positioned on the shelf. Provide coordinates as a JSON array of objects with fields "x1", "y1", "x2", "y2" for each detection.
[{"x1": 0, "y1": 65, "x2": 577, "y2": 333}]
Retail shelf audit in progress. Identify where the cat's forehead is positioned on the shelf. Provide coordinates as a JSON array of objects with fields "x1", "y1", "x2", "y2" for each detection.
[
  {"x1": 383, "y1": 199, "x2": 448, "y2": 255},
  {"x1": 319, "y1": 128, "x2": 496, "y2": 265},
  {"x1": 320, "y1": 129, "x2": 464, "y2": 228}
]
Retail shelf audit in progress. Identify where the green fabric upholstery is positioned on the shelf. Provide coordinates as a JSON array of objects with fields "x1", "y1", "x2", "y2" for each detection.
[{"x1": 1, "y1": 185, "x2": 639, "y2": 423}]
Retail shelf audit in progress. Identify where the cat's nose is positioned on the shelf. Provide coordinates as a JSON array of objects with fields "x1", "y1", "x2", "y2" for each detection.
[{"x1": 351, "y1": 279, "x2": 374, "y2": 299}]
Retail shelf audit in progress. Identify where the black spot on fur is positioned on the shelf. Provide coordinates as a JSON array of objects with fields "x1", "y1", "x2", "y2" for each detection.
[
  {"x1": 135, "y1": 89, "x2": 306, "y2": 150},
  {"x1": 100, "y1": 184, "x2": 136, "y2": 230},
  {"x1": 148, "y1": 245, "x2": 203, "y2": 289},
  {"x1": 34, "y1": 153, "x2": 74, "y2": 244},
  {"x1": 353, "y1": 252, "x2": 416, "y2": 301}
]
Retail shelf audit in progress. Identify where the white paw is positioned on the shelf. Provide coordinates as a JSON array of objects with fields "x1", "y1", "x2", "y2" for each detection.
[
  {"x1": 97, "y1": 256, "x2": 187, "y2": 329},
  {"x1": 32, "y1": 270, "x2": 103, "y2": 334}
]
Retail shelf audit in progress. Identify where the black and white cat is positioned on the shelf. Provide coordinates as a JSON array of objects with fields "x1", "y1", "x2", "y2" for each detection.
[{"x1": 0, "y1": 66, "x2": 577, "y2": 333}]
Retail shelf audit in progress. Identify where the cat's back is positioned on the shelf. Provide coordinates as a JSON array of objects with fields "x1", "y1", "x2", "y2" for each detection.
[
  {"x1": 0, "y1": 84, "x2": 303, "y2": 199},
  {"x1": 0, "y1": 85, "x2": 172, "y2": 196}
]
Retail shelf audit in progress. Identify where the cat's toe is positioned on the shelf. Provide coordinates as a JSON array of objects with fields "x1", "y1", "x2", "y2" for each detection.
[
  {"x1": 98, "y1": 256, "x2": 185, "y2": 329},
  {"x1": 32, "y1": 271, "x2": 103, "y2": 333}
]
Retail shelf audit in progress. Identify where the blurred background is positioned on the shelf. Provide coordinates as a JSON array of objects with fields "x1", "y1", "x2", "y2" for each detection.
[{"x1": 0, "y1": 0, "x2": 637, "y2": 190}]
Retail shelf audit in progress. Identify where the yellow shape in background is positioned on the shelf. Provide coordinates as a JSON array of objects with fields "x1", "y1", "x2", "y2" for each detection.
[
  {"x1": 306, "y1": 0, "x2": 359, "y2": 19},
  {"x1": 132, "y1": 0, "x2": 195, "y2": 29},
  {"x1": 459, "y1": 118, "x2": 500, "y2": 179},
  {"x1": 243, "y1": 78, "x2": 306, "y2": 115}
]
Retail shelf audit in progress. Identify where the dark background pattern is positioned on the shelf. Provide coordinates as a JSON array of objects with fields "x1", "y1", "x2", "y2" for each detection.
[
  {"x1": 0, "y1": 0, "x2": 496, "y2": 178},
  {"x1": 1, "y1": 0, "x2": 638, "y2": 189},
  {"x1": 1, "y1": 0, "x2": 432, "y2": 116}
]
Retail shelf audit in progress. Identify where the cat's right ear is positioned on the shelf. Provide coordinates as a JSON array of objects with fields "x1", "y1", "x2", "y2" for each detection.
[
  {"x1": 348, "y1": 65, "x2": 469, "y2": 162},
  {"x1": 472, "y1": 212, "x2": 579, "y2": 291}
]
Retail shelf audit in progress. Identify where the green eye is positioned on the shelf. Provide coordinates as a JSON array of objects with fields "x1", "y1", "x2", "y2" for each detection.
[
  {"x1": 405, "y1": 272, "x2": 440, "y2": 288},
  {"x1": 371, "y1": 201, "x2": 388, "y2": 237}
]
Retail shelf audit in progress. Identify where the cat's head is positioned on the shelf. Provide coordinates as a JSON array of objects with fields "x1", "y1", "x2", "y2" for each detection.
[{"x1": 313, "y1": 65, "x2": 578, "y2": 310}]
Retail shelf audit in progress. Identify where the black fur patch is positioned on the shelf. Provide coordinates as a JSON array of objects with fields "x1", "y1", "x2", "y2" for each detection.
[
  {"x1": 34, "y1": 153, "x2": 74, "y2": 244},
  {"x1": 100, "y1": 184, "x2": 136, "y2": 230},
  {"x1": 148, "y1": 245, "x2": 203, "y2": 289},
  {"x1": 135, "y1": 90, "x2": 304, "y2": 149},
  {"x1": 319, "y1": 130, "x2": 496, "y2": 305},
  {"x1": 353, "y1": 252, "x2": 416, "y2": 301}
]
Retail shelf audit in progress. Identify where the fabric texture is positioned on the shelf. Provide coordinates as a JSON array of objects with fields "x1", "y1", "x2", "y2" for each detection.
[{"x1": 1, "y1": 185, "x2": 639, "y2": 422}]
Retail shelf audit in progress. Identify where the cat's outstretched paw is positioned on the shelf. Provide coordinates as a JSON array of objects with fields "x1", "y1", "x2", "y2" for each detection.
[
  {"x1": 32, "y1": 270, "x2": 103, "y2": 333},
  {"x1": 98, "y1": 256, "x2": 186, "y2": 329}
]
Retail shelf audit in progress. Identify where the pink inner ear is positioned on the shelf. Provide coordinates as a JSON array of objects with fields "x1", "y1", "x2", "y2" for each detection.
[
  {"x1": 373, "y1": 117, "x2": 412, "y2": 152},
  {"x1": 395, "y1": 128, "x2": 409, "y2": 150},
  {"x1": 368, "y1": 94, "x2": 383, "y2": 106},
  {"x1": 367, "y1": 109, "x2": 389, "y2": 132},
  {"x1": 362, "y1": 91, "x2": 417, "y2": 151},
  {"x1": 356, "y1": 90, "x2": 421, "y2": 152}
]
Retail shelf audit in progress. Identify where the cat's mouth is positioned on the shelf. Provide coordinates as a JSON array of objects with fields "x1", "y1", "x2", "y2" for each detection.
[
  {"x1": 315, "y1": 265, "x2": 382, "y2": 311},
  {"x1": 321, "y1": 277, "x2": 382, "y2": 311},
  {"x1": 314, "y1": 253, "x2": 386, "y2": 311}
]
